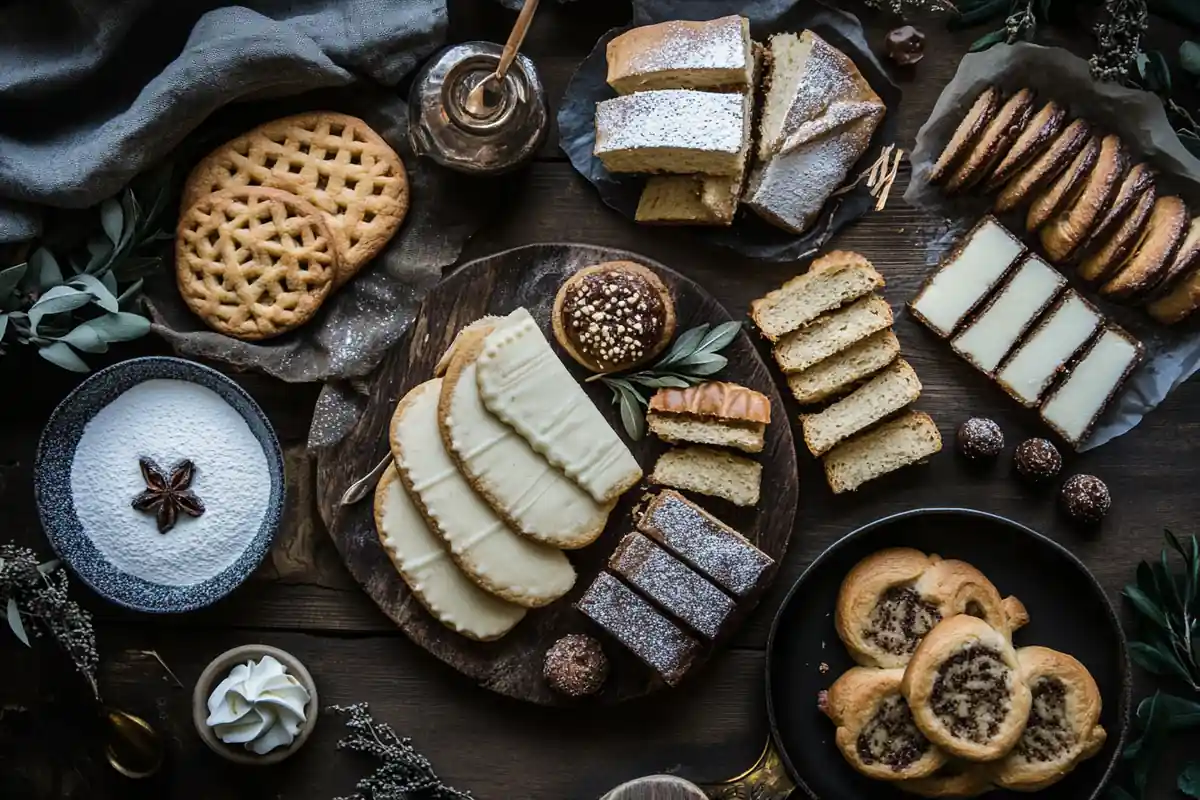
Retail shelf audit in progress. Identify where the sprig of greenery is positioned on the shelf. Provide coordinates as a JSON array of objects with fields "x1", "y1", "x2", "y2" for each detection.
[
  {"x1": 593, "y1": 320, "x2": 743, "y2": 441},
  {"x1": 0, "y1": 166, "x2": 173, "y2": 372},
  {"x1": 1109, "y1": 531, "x2": 1200, "y2": 800}
]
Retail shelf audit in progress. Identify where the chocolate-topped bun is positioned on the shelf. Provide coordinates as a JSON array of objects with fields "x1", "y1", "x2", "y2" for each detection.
[
  {"x1": 553, "y1": 261, "x2": 676, "y2": 373},
  {"x1": 543, "y1": 633, "x2": 609, "y2": 697}
]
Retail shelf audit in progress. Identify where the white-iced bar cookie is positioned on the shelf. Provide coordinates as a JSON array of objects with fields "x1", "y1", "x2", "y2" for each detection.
[
  {"x1": 475, "y1": 308, "x2": 643, "y2": 504},
  {"x1": 390, "y1": 380, "x2": 576, "y2": 608},
  {"x1": 995, "y1": 290, "x2": 1102, "y2": 408},
  {"x1": 374, "y1": 465, "x2": 525, "y2": 641},
  {"x1": 1039, "y1": 327, "x2": 1143, "y2": 448}
]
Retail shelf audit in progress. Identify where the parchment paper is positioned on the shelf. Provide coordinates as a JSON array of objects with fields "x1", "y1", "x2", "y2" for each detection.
[
  {"x1": 143, "y1": 82, "x2": 499, "y2": 384},
  {"x1": 557, "y1": 0, "x2": 902, "y2": 262},
  {"x1": 905, "y1": 43, "x2": 1200, "y2": 451}
]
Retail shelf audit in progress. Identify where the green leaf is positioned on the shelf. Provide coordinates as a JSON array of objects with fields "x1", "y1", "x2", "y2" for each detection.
[
  {"x1": 1106, "y1": 785, "x2": 1137, "y2": 800},
  {"x1": 674, "y1": 352, "x2": 728, "y2": 376},
  {"x1": 1180, "y1": 762, "x2": 1200, "y2": 798},
  {"x1": 28, "y1": 285, "x2": 91, "y2": 331},
  {"x1": 117, "y1": 278, "x2": 144, "y2": 308},
  {"x1": 84, "y1": 235, "x2": 114, "y2": 275},
  {"x1": 68, "y1": 274, "x2": 119, "y2": 313},
  {"x1": 119, "y1": 187, "x2": 140, "y2": 248},
  {"x1": 695, "y1": 320, "x2": 741, "y2": 355},
  {"x1": 6, "y1": 596, "x2": 29, "y2": 647},
  {"x1": 0, "y1": 313, "x2": 7, "y2": 341},
  {"x1": 36, "y1": 559, "x2": 60, "y2": 574},
  {"x1": 611, "y1": 382, "x2": 645, "y2": 441},
  {"x1": 29, "y1": 247, "x2": 63, "y2": 291},
  {"x1": 1181, "y1": 42, "x2": 1200, "y2": 77},
  {"x1": 1143, "y1": 51, "x2": 1173, "y2": 95},
  {"x1": 627, "y1": 374, "x2": 691, "y2": 389},
  {"x1": 110, "y1": 255, "x2": 162, "y2": 282},
  {"x1": 84, "y1": 311, "x2": 150, "y2": 342},
  {"x1": 1153, "y1": 694, "x2": 1200, "y2": 729},
  {"x1": 656, "y1": 324, "x2": 709, "y2": 368},
  {"x1": 100, "y1": 269, "x2": 118, "y2": 298},
  {"x1": 1125, "y1": 585, "x2": 1170, "y2": 630},
  {"x1": 0, "y1": 263, "x2": 27, "y2": 300},
  {"x1": 969, "y1": 29, "x2": 1008, "y2": 52},
  {"x1": 37, "y1": 341, "x2": 90, "y2": 372},
  {"x1": 1130, "y1": 641, "x2": 1193, "y2": 683},
  {"x1": 99, "y1": 198, "x2": 124, "y2": 247},
  {"x1": 1132, "y1": 693, "x2": 1168, "y2": 791},
  {"x1": 1137, "y1": 560, "x2": 1161, "y2": 602},
  {"x1": 949, "y1": 0, "x2": 1009, "y2": 29},
  {"x1": 57, "y1": 321, "x2": 108, "y2": 354}
]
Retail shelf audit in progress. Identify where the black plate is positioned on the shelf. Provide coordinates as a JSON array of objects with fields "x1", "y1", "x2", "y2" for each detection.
[
  {"x1": 557, "y1": 0, "x2": 902, "y2": 262},
  {"x1": 766, "y1": 508, "x2": 1131, "y2": 800}
]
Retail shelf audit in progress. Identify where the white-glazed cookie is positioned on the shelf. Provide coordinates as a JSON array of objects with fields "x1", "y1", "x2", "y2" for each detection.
[
  {"x1": 475, "y1": 308, "x2": 643, "y2": 504},
  {"x1": 836, "y1": 547, "x2": 1029, "y2": 668},
  {"x1": 390, "y1": 379, "x2": 576, "y2": 608},
  {"x1": 901, "y1": 615, "x2": 1033, "y2": 763},
  {"x1": 439, "y1": 321, "x2": 614, "y2": 549},
  {"x1": 821, "y1": 667, "x2": 947, "y2": 781},
  {"x1": 992, "y1": 646, "x2": 1107, "y2": 790},
  {"x1": 373, "y1": 464, "x2": 525, "y2": 640}
]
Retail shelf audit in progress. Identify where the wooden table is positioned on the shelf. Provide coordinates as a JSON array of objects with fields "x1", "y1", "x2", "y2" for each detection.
[{"x1": 3, "y1": 2, "x2": 1198, "y2": 798}]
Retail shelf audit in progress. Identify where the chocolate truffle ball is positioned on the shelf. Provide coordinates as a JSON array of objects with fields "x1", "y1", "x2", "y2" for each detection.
[
  {"x1": 1014, "y1": 438, "x2": 1062, "y2": 483},
  {"x1": 885, "y1": 26, "x2": 926, "y2": 66},
  {"x1": 543, "y1": 634, "x2": 608, "y2": 697},
  {"x1": 1060, "y1": 474, "x2": 1110, "y2": 524},
  {"x1": 956, "y1": 417, "x2": 1004, "y2": 460}
]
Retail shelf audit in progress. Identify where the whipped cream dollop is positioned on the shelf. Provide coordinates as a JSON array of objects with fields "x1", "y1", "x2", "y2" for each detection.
[{"x1": 205, "y1": 655, "x2": 310, "y2": 755}]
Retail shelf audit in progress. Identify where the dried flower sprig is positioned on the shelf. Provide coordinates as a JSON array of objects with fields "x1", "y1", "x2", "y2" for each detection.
[
  {"x1": 1090, "y1": 0, "x2": 1150, "y2": 82},
  {"x1": 331, "y1": 703, "x2": 472, "y2": 800},
  {"x1": 0, "y1": 543, "x2": 98, "y2": 699},
  {"x1": 861, "y1": 0, "x2": 957, "y2": 14}
]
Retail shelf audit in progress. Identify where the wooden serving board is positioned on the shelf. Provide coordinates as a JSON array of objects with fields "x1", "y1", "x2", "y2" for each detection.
[{"x1": 316, "y1": 243, "x2": 798, "y2": 705}]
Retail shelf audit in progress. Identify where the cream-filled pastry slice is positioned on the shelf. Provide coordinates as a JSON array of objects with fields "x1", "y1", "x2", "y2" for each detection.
[
  {"x1": 390, "y1": 379, "x2": 576, "y2": 608},
  {"x1": 909, "y1": 217, "x2": 1025, "y2": 337},
  {"x1": 996, "y1": 290, "x2": 1102, "y2": 407},
  {"x1": 373, "y1": 465, "x2": 525, "y2": 641},
  {"x1": 1039, "y1": 327, "x2": 1143, "y2": 448},
  {"x1": 475, "y1": 308, "x2": 642, "y2": 504},
  {"x1": 951, "y1": 254, "x2": 1065, "y2": 375}
]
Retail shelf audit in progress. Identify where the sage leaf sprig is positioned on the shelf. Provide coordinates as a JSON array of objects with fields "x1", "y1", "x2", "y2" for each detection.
[
  {"x1": 1109, "y1": 530, "x2": 1200, "y2": 800},
  {"x1": 592, "y1": 320, "x2": 742, "y2": 441}
]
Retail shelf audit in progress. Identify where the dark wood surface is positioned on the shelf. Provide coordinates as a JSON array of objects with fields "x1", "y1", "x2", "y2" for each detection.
[
  {"x1": 2, "y1": 2, "x2": 1198, "y2": 799},
  {"x1": 317, "y1": 243, "x2": 798, "y2": 707}
]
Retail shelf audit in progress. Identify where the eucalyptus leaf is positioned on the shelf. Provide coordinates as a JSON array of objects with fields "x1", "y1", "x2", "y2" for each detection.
[
  {"x1": 84, "y1": 235, "x2": 114, "y2": 275},
  {"x1": 1181, "y1": 42, "x2": 1200, "y2": 78},
  {"x1": 119, "y1": 188, "x2": 140, "y2": 248},
  {"x1": 656, "y1": 324, "x2": 709, "y2": 367},
  {"x1": 1150, "y1": 694, "x2": 1200, "y2": 729},
  {"x1": 6, "y1": 596, "x2": 29, "y2": 647},
  {"x1": 949, "y1": 0, "x2": 1008, "y2": 29},
  {"x1": 627, "y1": 374, "x2": 692, "y2": 389},
  {"x1": 85, "y1": 311, "x2": 150, "y2": 342},
  {"x1": 117, "y1": 278, "x2": 144, "y2": 308},
  {"x1": 37, "y1": 341, "x2": 90, "y2": 372},
  {"x1": 696, "y1": 320, "x2": 741, "y2": 354},
  {"x1": 0, "y1": 313, "x2": 7, "y2": 341},
  {"x1": 1132, "y1": 693, "x2": 1168, "y2": 792},
  {"x1": 673, "y1": 351, "x2": 727, "y2": 369},
  {"x1": 100, "y1": 270, "x2": 118, "y2": 298},
  {"x1": 99, "y1": 198, "x2": 124, "y2": 247},
  {"x1": 110, "y1": 255, "x2": 162, "y2": 282},
  {"x1": 1130, "y1": 641, "x2": 1193, "y2": 683},
  {"x1": 1181, "y1": 762, "x2": 1200, "y2": 799},
  {"x1": 0, "y1": 263, "x2": 27, "y2": 300},
  {"x1": 969, "y1": 29, "x2": 1008, "y2": 52},
  {"x1": 58, "y1": 322, "x2": 109, "y2": 354},
  {"x1": 1126, "y1": 585, "x2": 1170, "y2": 630},
  {"x1": 29, "y1": 247, "x2": 63, "y2": 291},
  {"x1": 28, "y1": 285, "x2": 92, "y2": 331},
  {"x1": 69, "y1": 274, "x2": 119, "y2": 313},
  {"x1": 617, "y1": 387, "x2": 644, "y2": 441},
  {"x1": 1146, "y1": 51, "x2": 1173, "y2": 95},
  {"x1": 1137, "y1": 560, "x2": 1161, "y2": 602},
  {"x1": 36, "y1": 559, "x2": 61, "y2": 575}
]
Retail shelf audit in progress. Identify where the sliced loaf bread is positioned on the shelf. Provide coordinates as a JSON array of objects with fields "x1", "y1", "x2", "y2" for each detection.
[
  {"x1": 823, "y1": 411, "x2": 942, "y2": 494},
  {"x1": 650, "y1": 445, "x2": 762, "y2": 507},
  {"x1": 750, "y1": 251, "x2": 884, "y2": 341},
  {"x1": 801, "y1": 359, "x2": 922, "y2": 456},
  {"x1": 786, "y1": 329, "x2": 900, "y2": 405},
  {"x1": 774, "y1": 294, "x2": 893, "y2": 373}
]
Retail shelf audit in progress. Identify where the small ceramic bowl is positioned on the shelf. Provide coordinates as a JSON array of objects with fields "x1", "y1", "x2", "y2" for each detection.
[{"x1": 193, "y1": 644, "x2": 319, "y2": 765}]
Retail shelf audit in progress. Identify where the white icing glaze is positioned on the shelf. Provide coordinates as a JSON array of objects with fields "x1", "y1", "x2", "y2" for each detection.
[
  {"x1": 475, "y1": 309, "x2": 642, "y2": 504},
  {"x1": 392, "y1": 380, "x2": 575, "y2": 607},
  {"x1": 375, "y1": 465, "x2": 525, "y2": 640},
  {"x1": 996, "y1": 291, "x2": 1102, "y2": 406},
  {"x1": 1040, "y1": 329, "x2": 1140, "y2": 445},
  {"x1": 912, "y1": 220, "x2": 1025, "y2": 336}
]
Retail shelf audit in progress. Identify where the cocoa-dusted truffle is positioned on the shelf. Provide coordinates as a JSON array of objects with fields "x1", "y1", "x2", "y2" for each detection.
[
  {"x1": 885, "y1": 26, "x2": 926, "y2": 66},
  {"x1": 956, "y1": 417, "x2": 1004, "y2": 460},
  {"x1": 1060, "y1": 474, "x2": 1110, "y2": 524},
  {"x1": 543, "y1": 634, "x2": 609, "y2": 697},
  {"x1": 1014, "y1": 438, "x2": 1062, "y2": 483}
]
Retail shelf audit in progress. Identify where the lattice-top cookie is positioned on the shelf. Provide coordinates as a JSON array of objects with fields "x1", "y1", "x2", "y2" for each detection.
[
  {"x1": 183, "y1": 112, "x2": 408, "y2": 283},
  {"x1": 176, "y1": 187, "x2": 336, "y2": 340}
]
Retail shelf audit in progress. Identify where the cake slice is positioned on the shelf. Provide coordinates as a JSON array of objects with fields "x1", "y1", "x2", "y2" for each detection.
[
  {"x1": 1101, "y1": 195, "x2": 1189, "y2": 300},
  {"x1": 908, "y1": 216, "x2": 1025, "y2": 338},
  {"x1": 786, "y1": 329, "x2": 901, "y2": 405},
  {"x1": 609, "y1": 532, "x2": 735, "y2": 639},
  {"x1": 983, "y1": 99, "x2": 1066, "y2": 191},
  {"x1": 1077, "y1": 182, "x2": 1156, "y2": 282},
  {"x1": 950, "y1": 254, "x2": 1066, "y2": 376},
  {"x1": 929, "y1": 87, "x2": 1000, "y2": 185},
  {"x1": 594, "y1": 89, "x2": 746, "y2": 175},
  {"x1": 1026, "y1": 135, "x2": 1100, "y2": 231},
  {"x1": 1040, "y1": 134, "x2": 1128, "y2": 263},
  {"x1": 995, "y1": 290, "x2": 1103, "y2": 407},
  {"x1": 801, "y1": 359, "x2": 922, "y2": 457},
  {"x1": 650, "y1": 445, "x2": 761, "y2": 507},
  {"x1": 994, "y1": 119, "x2": 1091, "y2": 214},
  {"x1": 637, "y1": 490, "x2": 774, "y2": 597},
  {"x1": 636, "y1": 174, "x2": 740, "y2": 226},
  {"x1": 774, "y1": 294, "x2": 893, "y2": 373},
  {"x1": 750, "y1": 251, "x2": 884, "y2": 340},
  {"x1": 944, "y1": 88, "x2": 1036, "y2": 194},
  {"x1": 647, "y1": 381, "x2": 771, "y2": 454},
  {"x1": 823, "y1": 411, "x2": 942, "y2": 494},
  {"x1": 1040, "y1": 327, "x2": 1143, "y2": 448},
  {"x1": 605, "y1": 16, "x2": 753, "y2": 94}
]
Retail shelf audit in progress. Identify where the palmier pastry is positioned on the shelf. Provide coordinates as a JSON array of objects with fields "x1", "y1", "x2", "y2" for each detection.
[
  {"x1": 821, "y1": 667, "x2": 946, "y2": 781},
  {"x1": 992, "y1": 646, "x2": 1107, "y2": 791},
  {"x1": 552, "y1": 261, "x2": 676, "y2": 373},
  {"x1": 835, "y1": 548, "x2": 1029, "y2": 668},
  {"x1": 898, "y1": 762, "x2": 994, "y2": 798},
  {"x1": 901, "y1": 615, "x2": 1033, "y2": 763}
]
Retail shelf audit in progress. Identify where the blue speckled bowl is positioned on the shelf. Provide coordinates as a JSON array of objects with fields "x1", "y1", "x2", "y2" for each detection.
[{"x1": 35, "y1": 357, "x2": 286, "y2": 613}]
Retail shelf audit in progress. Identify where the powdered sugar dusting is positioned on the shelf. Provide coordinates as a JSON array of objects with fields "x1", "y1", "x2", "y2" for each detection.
[
  {"x1": 70, "y1": 379, "x2": 271, "y2": 587},
  {"x1": 595, "y1": 90, "x2": 745, "y2": 159}
]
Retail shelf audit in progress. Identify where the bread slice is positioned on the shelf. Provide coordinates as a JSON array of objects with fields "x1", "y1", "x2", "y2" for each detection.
[
  {"x1": 650, "y1": 445, "x2": 762, "y2": 507},
  {"x1": 1147, "y1": 260, "x2": 1200, "y2": 324},
  {"x1": 786, "y1": 329, "x2": 900, "y2": 405},
  {"x1": 945, "y1": 88, "x2": 1035, "y2": 194},
  {"x1": 929, "y1": 87, "x2": 1000, "y2": 185},
  {"x1": 750, "y1": 251, "x2": 884, "y2": 341},
  {"x1": 984, "y1": 99, "x2": 1066, "y2": 191},
  {"x1": 1040, "y1": 327, "x2": 1143, "y2": 448},
  {"x1": 822, "y1": 411, "x2": 942, "y2": 494},
  {"x1": 1077, "y1": 182, "x2": 1156, "y2": 282},
  {"x1": 636, "y1": 174, "x2": 739, "y2": 226},
  {"x1": 1081, "y1": 162, "x2": 1156, "y2": 252},
  {"x1": 594, "y1": 89, "x2": 746, "y2": 175},
  {"x1": 774, "y1": 295, "x2": 893, "y2": 373},
  {"x1": 1039, "y1": 134, "x2": 1128, "y2": 263},
  {"x1": 801, "y1": 359, "x2": 922, "y2": 456},
  {"x1": 1026, "y1": 135, "x2": 1100, "y2": 231},
  {"x1": 605, "y1": 16, "x2": 753, "y2": 94},
  {"x1": 1101, "y1": 195, "x2": 1189, "y2": 301},
  {"x1": 994, "y1": 119, "x2": 1090, "y2": 213},
  {"x1": 647, "y1": 414, "x2": 766, "y2": 453}
]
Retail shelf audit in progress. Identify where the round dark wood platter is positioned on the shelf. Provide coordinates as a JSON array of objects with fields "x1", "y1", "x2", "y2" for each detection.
[{"x1": 316, "y1": 243, "x2": 798, "y2": 706}]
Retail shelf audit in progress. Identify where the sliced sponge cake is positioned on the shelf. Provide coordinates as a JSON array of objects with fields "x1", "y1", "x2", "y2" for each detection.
[
  {"x1": 751, "y1": 251, "x2": 885, "y2": 341},
  {"x1": 786, "y1": 329, "x2": 900, "y2": 405},
  {"x1": 650, "y1": 445, "x2": 762, "y2": 507},
  {"x1": 801, "y1": 359, "x2": 922, "y2": 456},
  {"x1": 774, "y1": 294, "x2": 893, "y2": 373},
  {"x1": 823, "y1": 411, "x2": 942, "y2": 494}
]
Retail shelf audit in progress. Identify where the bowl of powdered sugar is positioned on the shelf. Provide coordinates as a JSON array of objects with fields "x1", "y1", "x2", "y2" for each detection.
[{"x1": 35, "y1": 357, "x2": 285, "y2": 612}]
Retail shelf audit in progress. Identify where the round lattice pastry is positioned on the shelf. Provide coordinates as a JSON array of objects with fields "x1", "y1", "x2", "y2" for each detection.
[
  {"x1": 182, "y1": 112, "x2": 408, "y2": 284},
  {"x1": 176, "y1": 187, "x2": 336, "y2": 341}
]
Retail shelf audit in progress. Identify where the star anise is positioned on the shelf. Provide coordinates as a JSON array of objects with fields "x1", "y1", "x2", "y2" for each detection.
[{"x1": 131, "y1": 458, "x2": 205, "y2": 534}]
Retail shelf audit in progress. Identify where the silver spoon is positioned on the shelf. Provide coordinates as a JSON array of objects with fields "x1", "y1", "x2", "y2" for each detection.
[
  {"x1": 340, "y1": 453, "x2": 393, "y2": 506},
  {"x1": 463, "y1": 0, "x2": 541, "y2": 117}
]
